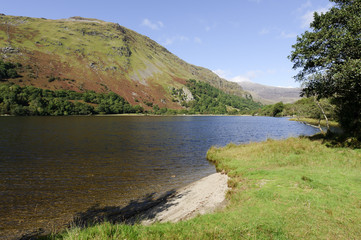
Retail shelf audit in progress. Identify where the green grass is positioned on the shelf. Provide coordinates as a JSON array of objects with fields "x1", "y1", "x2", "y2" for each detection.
[
  {"x1": 43, "y1": 137, "x2": 361, "y2": 239},
  {"x1": 289, "y1": 117, "x2": 340, "y2": 128}
]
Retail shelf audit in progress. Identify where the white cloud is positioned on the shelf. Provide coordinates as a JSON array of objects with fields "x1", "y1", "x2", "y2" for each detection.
[
  {"x1": 231, "y1": 75, "x2": 252, "y2": 82},
  {"x1": 179, "y1": 36, "x2": 189, "y2": 41},
  {"x1": 199, "y1": 19, "x2": 217, "y2": 32},
  {"x1": 300, "y1": 5, "x2": 332, "y2": 28},
  {"x1": 212, "y1": 69, "x2": 229, "y2": 79},
  {"x1": 259, "y1": 27, "x2": 296, "y2": 39},
  {"x1": 163, "y1": 35, "x2": 201, "y2": 46},
  {"x1": 194, "y1": 37, "x2": 202, "y2": 44},
  {"x1": 230, "y1": 70, "x2": 263, "y2": 83},
  {"x1": 259, "y1": 28, "x2": 270, "y2": 35},
  {"x1": 277, "y1": 85, "x2": 297, "y2": 89},
  {"x1": 301, "y1": 11, "x2": 315, "y2": 28},
  {"x1": 280, "y1": 31, "x2": 297, "y2": 39},
  {"x1": 163, "y1": 35, "x2": 189, "y2": 46},
  {"x1": 248, "y1": 0, "x2": 261, "y2": 3},
  {"x1": 157, "y1": 21, "x2": 164, "y2": 28},
  {"x1": 297, "y1": 0, "x2": 312, "y2": 12},
  {"x1": 164, "y1": 38, "x2": 174, "y2": 45},
  {"x1": 141, "y1": 18, "x2": 164, "y2": 30}
]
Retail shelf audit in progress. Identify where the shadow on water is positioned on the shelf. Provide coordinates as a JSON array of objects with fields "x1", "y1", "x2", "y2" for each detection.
[{"x1": 20, "y1": 190, "x2": 178, "y2": 240}]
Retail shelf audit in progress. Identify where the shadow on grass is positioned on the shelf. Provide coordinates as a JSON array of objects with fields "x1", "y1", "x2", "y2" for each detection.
[
  {"x1": 23, "y1": 190, "x2": 179, "y2": 240},
  {"x1": 71, "y1": 190, "x2": 179, "y2": 227},
  {"x1": 304, "y1": 131, "x2": 361, "y2": 149}
]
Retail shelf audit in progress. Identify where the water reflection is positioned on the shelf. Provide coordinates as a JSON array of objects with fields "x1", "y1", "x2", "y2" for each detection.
[{"x1": 0, "y1": 116, "x2": 319, "y2": 238}]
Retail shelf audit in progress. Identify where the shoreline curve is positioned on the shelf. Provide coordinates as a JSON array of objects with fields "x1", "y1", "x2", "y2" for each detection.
[{"x1": 136, "y1": 172, "x2": 229, "y2": 224}]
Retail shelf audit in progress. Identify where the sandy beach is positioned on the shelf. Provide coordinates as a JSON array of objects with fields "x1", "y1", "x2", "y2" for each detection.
[{"x1": 138, "y1": 172, "x2": 229, "y2": 224}]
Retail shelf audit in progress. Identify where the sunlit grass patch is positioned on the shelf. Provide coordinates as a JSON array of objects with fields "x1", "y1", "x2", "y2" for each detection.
[
  {"x1": 45, "y1": 137, "x2": 361, "y2": 239},
  {"x1": 207, "y1": 137, "x2": 361, "y2": 239},
  {"x1": 289, "y1": 117, "x2": 339, "y2": 128}
]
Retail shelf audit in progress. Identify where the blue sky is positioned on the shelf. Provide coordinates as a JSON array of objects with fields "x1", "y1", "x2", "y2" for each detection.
[{"x1": 2, "y1": 0, "x2": 332, "y2": 87}]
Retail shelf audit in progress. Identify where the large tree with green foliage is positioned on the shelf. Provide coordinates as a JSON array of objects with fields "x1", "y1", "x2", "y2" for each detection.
[
  {"x1": 0, "y1": 60, "x2": 20, "y2": 80},
  {"x1": 289, "y1": 0, "x2": 361, "y2": 136}
]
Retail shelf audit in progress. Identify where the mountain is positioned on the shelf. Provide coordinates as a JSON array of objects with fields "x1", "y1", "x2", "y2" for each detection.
[
  {"x1": 238, "y1": 81, "x2": 301, "y2": 104},
  {"x1": 0, "y1": 15, "x2": 251, "y2": 110}
]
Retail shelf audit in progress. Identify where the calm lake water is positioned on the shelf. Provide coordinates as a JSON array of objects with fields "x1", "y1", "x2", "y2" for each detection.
[{"x1": 0, "y1": 116, "x2": 319, "y2": 239}]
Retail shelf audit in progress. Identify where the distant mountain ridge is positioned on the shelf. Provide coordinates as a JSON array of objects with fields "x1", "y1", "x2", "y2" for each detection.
[
  {"x1": 0, "y1": 15, "x2": 252, "y2": 110},
  {"x1": 238, "y1": 81, "x2": 301, "y2": 104}
]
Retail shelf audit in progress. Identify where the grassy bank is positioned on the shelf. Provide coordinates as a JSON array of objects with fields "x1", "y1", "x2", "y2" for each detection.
[
  {"x1": 289, "y1": 117, "x2": 339, "y2": 128},
  {"x1": 44, "y1": 137, "x2": 361, "y2": 239}
]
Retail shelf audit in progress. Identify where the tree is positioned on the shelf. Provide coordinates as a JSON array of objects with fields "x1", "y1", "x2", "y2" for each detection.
[
  {"x1": 272, "y1": 102, "x2": 284, "y2": 117},
  {"x1": 289, "y1": 0, "x2": 361, "y2": 136},
  {"x1": 0, "y1": 60, "x2": 19, "y2": 80}
]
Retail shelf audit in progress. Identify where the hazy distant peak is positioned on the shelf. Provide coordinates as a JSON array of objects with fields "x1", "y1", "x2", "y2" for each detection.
[
  {"x1": 276, "y1": 86, "x2": 298, "y2": 89},
  {"x1": 239, "y1": 81, "x2": 301, "y2": 104}
]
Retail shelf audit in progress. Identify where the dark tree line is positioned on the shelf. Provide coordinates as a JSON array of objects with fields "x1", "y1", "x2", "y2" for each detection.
[
  {"x1": 0, "y1": 58, "x2": 262, "y2": 116},
  {"x1": 0, "y1": 83, "x2": 144, "y2": 116}
]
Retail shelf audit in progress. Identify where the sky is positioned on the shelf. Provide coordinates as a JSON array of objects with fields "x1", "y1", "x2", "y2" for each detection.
[{"x1": 2, "y1": 0, "x2": 333, "y2": 87}]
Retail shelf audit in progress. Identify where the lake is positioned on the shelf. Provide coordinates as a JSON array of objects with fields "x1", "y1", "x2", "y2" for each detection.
[{"x1": 0, "y1": 116, "x2": 319, "y2": 239}]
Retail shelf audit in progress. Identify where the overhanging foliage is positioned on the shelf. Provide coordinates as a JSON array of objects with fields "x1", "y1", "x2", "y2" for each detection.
[{"x1": 289, "y1": 0, "x2": 361, "y2": 135}]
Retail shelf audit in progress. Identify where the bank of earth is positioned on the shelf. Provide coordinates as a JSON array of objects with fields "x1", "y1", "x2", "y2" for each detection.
[{"x1": 45, "y1": 136, "x2": 361, "y2": 239}]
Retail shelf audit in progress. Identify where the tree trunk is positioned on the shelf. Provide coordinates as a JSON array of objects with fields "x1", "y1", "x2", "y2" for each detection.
[
  {"x1": 317, "y1": 118, "x2": 324, "y2": 133},
  {"x1": 314, "y1": 96, "x2": 329, "y2": 131}
]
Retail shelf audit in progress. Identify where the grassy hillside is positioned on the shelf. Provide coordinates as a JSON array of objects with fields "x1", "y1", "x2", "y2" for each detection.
[
  {"x1": 0, "y1": 15, "x2": 251, "y2": 110},
  {"x1": 0, "y1": 80, "x2": 260, "y2": 116},
  {"x1": 43, "y1": 137, "x2": 361, "y2": 239}
]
